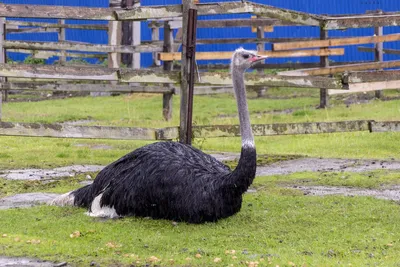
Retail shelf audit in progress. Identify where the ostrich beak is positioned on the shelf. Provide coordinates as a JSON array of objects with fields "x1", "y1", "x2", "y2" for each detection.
[{"x1": 250, "y1": 54, "x2": 268, "y2": 63}]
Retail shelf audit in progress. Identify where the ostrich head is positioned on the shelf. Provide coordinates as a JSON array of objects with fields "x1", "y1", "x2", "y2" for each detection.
[{"x1": 230, "y1": 47, "x2": 268, "y2": 73}]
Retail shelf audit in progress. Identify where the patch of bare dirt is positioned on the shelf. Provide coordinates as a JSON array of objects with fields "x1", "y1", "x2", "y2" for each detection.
[
  {"x1": 256, "y1": 158, "x2": 400, "y2": 176},
  {"x1": 0, "y1": 256, "x2": 68, "y2": 266},
  {"x1": 0, "y1": 165, "x2": 103, "y2": 180},
  {"x1": 0, "y1": 193, "x2": 60, "y2": 210},
  {"x1": 289, "y1": 185, "x2": 400, "y2": 202}
]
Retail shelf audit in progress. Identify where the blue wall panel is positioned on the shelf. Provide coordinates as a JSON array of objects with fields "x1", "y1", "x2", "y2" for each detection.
[{"x1": 3, "y1": 0, "x2": 400, "y2": 67}]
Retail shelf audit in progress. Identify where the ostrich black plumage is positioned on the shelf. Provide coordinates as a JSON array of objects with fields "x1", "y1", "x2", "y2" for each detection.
[{"x1": 51, "y1": 48, "x2": 267, "y2": 223}]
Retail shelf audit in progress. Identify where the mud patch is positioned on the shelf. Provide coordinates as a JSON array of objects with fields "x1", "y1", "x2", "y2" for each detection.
[
  {"x1": 289, "y1": 185, "x2": 400, "y2": 202},
  {"x1": 256, "y1": 158, "x2": 400, "y2": 176},
  {"x1": 0, "y1": 193, "x2": 60, "y2": 210},
  {"x1": 0, "y1": 165, "x2": 103, "y2": 180},
  {"x1": 0, "y1": 256, "x2": 68, "y2": 266}
]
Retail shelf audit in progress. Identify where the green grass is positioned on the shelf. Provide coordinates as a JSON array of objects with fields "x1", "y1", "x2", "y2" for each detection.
[
  {"x1": 1, "y1": 89, "x2": 400, "y2": 265},
  {"x1": 0, "y1": 136, "x2": 153, "y2": 170},
  {"x1": 201, "y1": 131, "x2": 400, "y2": 159},
  {"x1": 3, "y1": 91, "x2": 400, "y2": 128},
  {"x1": 254, "y1": 170, "x2": 400, "y2": 190},
  {"x1": 1, "y1": 190, "x2": 400, "y2": 266},
  {"x1": 0, "y1": 131, "x2": 399, "y2": 170}
]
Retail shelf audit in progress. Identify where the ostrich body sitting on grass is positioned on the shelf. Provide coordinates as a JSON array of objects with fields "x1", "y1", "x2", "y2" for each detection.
[{"x1": 52, "y1": 48, "x2": 266, "y2": 223}]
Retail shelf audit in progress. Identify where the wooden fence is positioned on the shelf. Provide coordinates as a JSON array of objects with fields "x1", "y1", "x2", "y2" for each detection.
[{"x1": 0, "y1": 1, "x2": 399, "y2": 141}]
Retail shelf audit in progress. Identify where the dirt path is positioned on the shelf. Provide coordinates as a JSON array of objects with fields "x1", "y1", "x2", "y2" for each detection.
[
  {"x1": 256, "y1": 158, "x2": 400, "y2": 176},
  {"x1": 287, "y1": 185, "x2": 400, "y2": 201},
  {"x1": 1, "y1": 155, "x2": 400, "y2": 209}
]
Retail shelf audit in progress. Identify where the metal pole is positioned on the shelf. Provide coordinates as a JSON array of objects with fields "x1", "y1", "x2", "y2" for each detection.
[{"x1": 185, "y1": 8, "x2": 198, "y2": 145}]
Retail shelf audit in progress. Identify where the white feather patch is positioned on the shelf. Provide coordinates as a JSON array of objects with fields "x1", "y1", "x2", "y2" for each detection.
[
  {"x1": 242, "y1": 139, "x2": 255, "y2": 148},
  {"x1": 87, "y1": 193, "x2": 119, "y2": 218}
]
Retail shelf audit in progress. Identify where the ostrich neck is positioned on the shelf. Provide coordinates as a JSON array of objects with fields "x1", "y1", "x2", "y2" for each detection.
[
  {"x1": 226, "y1": 67, "x2": 257, "y2": 195},
  {"x1": 232, "y1": 68, "x2": 254, "y2": 148}
]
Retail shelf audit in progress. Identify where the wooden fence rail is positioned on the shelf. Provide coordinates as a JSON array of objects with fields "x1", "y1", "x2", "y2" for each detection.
[
  {"x1": 0, "y1": 120, "x2": 398, "y2": 140},
  {"x1": 0, "y1": 2, "x2": 398, "y2": 29}
]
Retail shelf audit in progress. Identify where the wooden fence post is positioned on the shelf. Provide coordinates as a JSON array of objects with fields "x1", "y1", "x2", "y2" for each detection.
[
  {"x1": 374, "y1": 23, "x2": 383, "y2": 99},
  {"x1": 256, "y1": 14, "x2": 266, "y2": 98},
  {"x1": 151, "y1": 26, "x2": 161, "y2": 67},
  {"x1": 91, "y1": 1, "x2": 121, "y2": 97},
  {"x1": 132, "y1": 0, "x2": 141, "y2": 69},
  {"x1": 319, "y1": 27, "x2": 329, "y2": 108},
  {"x1": 162, "y1": 22, "x2": 173, "y2": 121},
  {"x1": 58, "y1": 19, "x2": 66, "y2": 64},
  {"x1": 0, "y1": 17, "x2": 5, "y2": 119},
  {"x1": 121, "y1": 0, "x2": 133, "y2": 67}
]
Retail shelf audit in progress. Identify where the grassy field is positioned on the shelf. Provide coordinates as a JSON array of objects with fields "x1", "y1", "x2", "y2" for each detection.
[{"x1": 0, "y1": 88, "x2": 400, "y2": 266}]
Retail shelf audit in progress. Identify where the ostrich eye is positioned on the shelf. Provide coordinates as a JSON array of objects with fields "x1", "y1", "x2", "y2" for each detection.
[{"x1": 242, "y1": 54, "x2": 249, "y2": 59}]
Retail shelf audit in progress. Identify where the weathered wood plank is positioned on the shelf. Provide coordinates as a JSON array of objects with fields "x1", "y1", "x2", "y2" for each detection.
[
  {"x1": 116, "y1": 4, "x2": 182, "y2": 20},
  {"x1": 58, "y1": 19, "x2": 66, "y2": 64},
  {"x1": 117, "y1": 2, "x2": 322, "y2": 25},
  {"x1": 192, "y1": 121, "x2": 370, "y2": 138},
  {"x1": 120, "y1": 69, "x2": 180, "y2": 83},
  {"x1": 158, "y1": 48, "x2": 344, "y2": 61},
  {"x1": 358, "y1": 46, "x2": 400, "y2": 55},
  {"x1": 148, "y1": 18, "x2": 296, "y2": 29},
  {"x1": 199, "y1": 72, "x2": 343, "y2": 89},
  {"x1": 286, "y1": 60, "x2": 400, "y2": 76},
  {"x1": 197, "y1": 61, "x2": 374, "y2": 70},
  {"x1": 323, "y1": 13, "x2": 400, "y2": 29},
  {"x1": 370, "y1": 121, "x2": 400, "y2": 133},
  {"x1": 197, "y1": 18, "x2": 295, "y2": 28},
  {"x1": 7, "y1": 49, "x2": 107, "y2": 60},
  {"x1": 195, "y1": 2, "x2": 321, "y2": 26},
  {"x1": 0, "y1": 64, "x2": 118, "y2": 81},
  {"x1": 0, "y1": 122, "x2": 156, "y2": 140},
  {"x1": 197, "y1": 37, "x2": 313, "y2": 45},
  {"x1": 0, "y1": 4, "x2": 115, "y2": 20},
  {"x1": 0, "y1": 82, "x2": 173, "y2": 93},
  {"x1": 328, "y1": 80, "x2": 400, "y2": 95},
  {"x1": 273, "y1": 33, "x2": 400, "y2": 51},
  {"x1": 345, "y1": 70, "x2": 400, "y2": 83},
  {"x1": 0, "y1": 63, "x2": 344, "y2": 88},
  {"x1": 3, "y1": 40, "x2": 162, "y2": 54},
  {"x1": 6, "y1": 20, "x2": 108, "y2": 30},
  {"x1": 162, "y1": 21, "x2": 174, "y2": 121}
]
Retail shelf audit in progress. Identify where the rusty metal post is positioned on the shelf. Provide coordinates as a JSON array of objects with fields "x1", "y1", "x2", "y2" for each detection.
[
  {"x1": 319, "y1": 27, "x2": 329, "y2": 108},
  {"x1": 185, "y1": 8, "x2": 198, "y2": 145}
]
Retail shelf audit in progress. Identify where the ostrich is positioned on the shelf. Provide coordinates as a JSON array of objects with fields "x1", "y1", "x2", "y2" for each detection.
[{"x1": 51, "y1": 48, "x2": 267, "y2": 223}]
